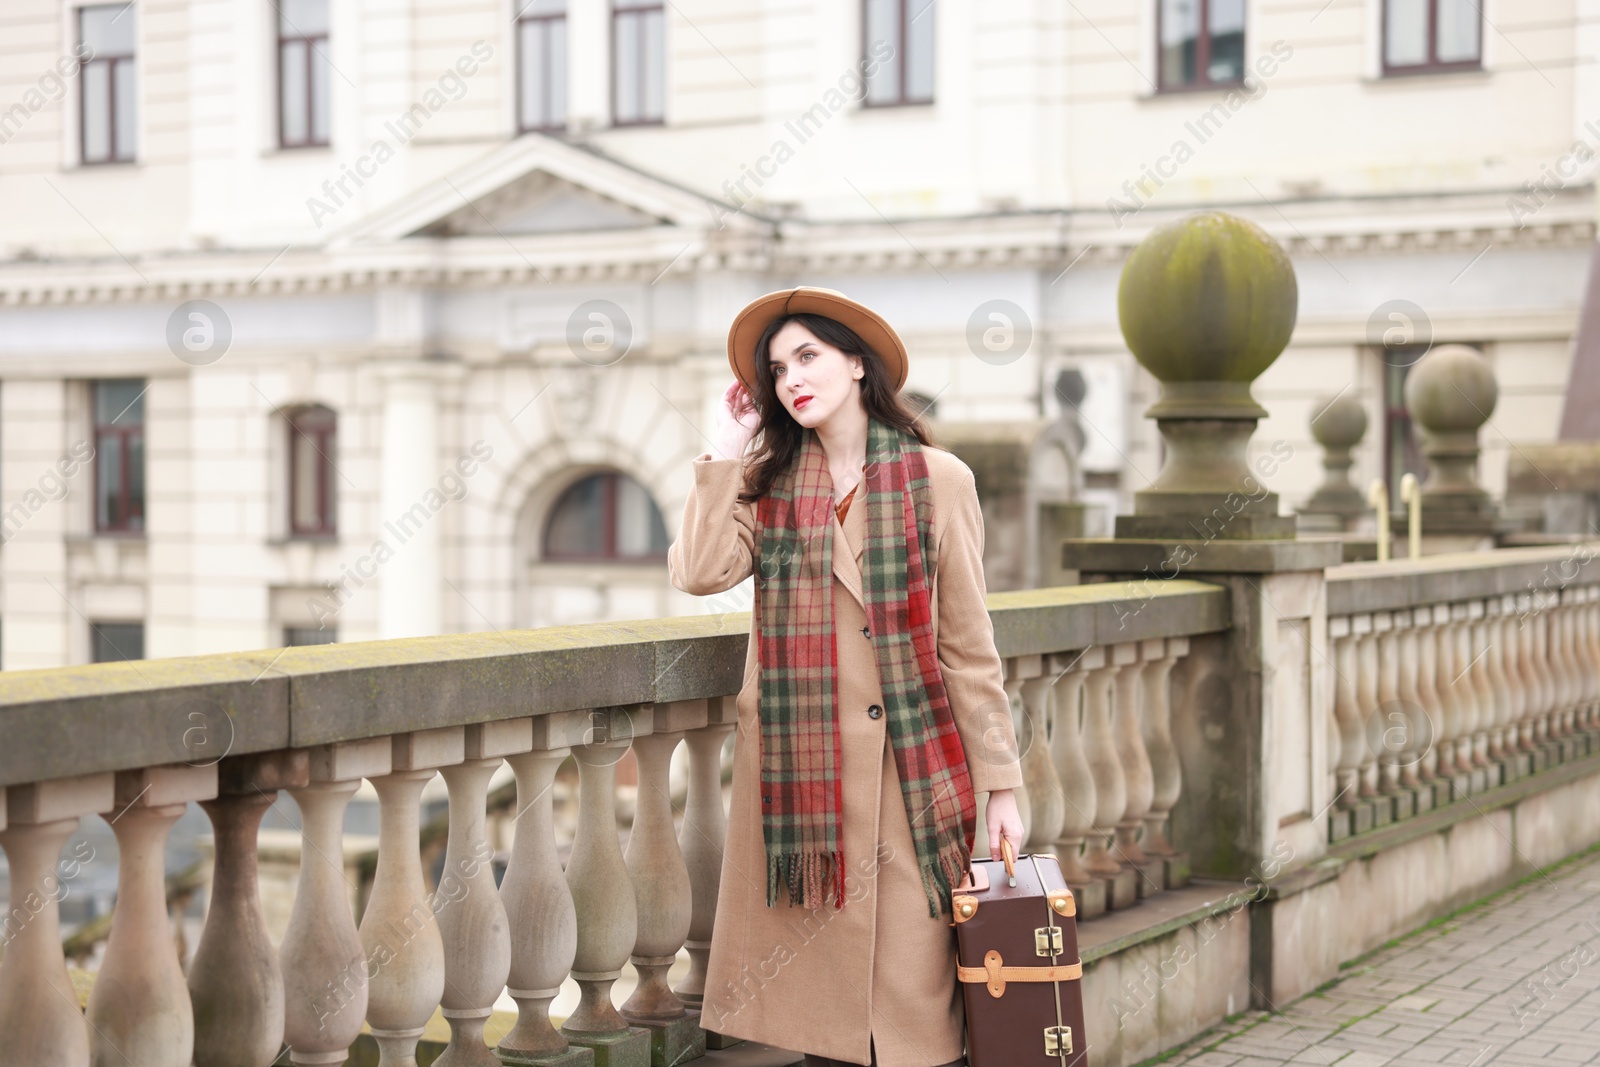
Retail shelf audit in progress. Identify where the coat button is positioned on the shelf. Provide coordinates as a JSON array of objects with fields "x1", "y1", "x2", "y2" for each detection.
[{"x1": 867, "y1": 704, "x2": 883, "y2": 720}]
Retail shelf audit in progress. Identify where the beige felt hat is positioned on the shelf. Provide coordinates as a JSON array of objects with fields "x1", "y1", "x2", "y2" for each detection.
[{"x1": 726, "y1": 286, "x2": 909, "y2": 395}]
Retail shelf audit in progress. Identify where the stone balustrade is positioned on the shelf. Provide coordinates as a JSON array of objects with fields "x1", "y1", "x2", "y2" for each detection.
[
  {"x1": 1324, "y1": 543, "x2": 1600, "y2": 841},
  {"x1": 0, "y1": 579, "x2": 1225, "y2": 1067}
]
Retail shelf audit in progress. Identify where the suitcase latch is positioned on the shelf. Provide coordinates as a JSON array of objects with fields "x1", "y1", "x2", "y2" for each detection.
[
  {"x1": 1034, "y1": 925, "x2": 1063, "y2": 956},
  {"x1": 1044, "y1": 1025, "x2": 1073, "y2": 1056}
]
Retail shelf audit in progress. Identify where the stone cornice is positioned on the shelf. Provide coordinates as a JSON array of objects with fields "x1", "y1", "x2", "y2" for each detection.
[{"x1": 0, "y1": 187, "x2": 1590, "y2": 308}]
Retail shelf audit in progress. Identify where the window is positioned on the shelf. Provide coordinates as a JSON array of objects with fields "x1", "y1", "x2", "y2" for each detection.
[
  {"x1": 79, "y1": 4, "x2": 137, "y2": 164},
  {"x1": 612, "y1": 0, "x2": 663, "y2": 126},
  {"x1": 518, "y1": 0, "x2": 568, "y2": 132},
  {"x1": 1158, "y1": 0, "x2": 1245, "y2": 91},
  {"x1": 92, "y1": 622, "x2": 144, "y2": 663},
  {"x1": 1384, "y1": 0, "x2": 1480, "y2": 75},
  {"x1": 1382, "y1": 345, "x2": 1427, "y2": 509},
  {"x1": 288, "y1": 405, "x2": 337, "y2": 536},
  {"x1": 285, "y1": 626, "x2": 336, "y2": 646},
  {"x1": 278, "y1": 0, "x2": 331, "y2": 147},
  {"x1": 544, "y1": 472, "x2": 669, "y2": 561},
  {"x1": 93, "y1": 379, "x2": 146, "y2": 534},
  {"x1": 863, "y1": 0, "x2": 934, "y2": 107}
]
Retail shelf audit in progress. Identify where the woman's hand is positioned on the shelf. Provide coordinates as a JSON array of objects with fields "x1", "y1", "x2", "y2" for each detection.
[
  {"x1": 984, "y1": 789, "x2": 1025, "y2": 860},
  {"x1": 713, "y1": 380, "x2": 761, "y2": 460}
]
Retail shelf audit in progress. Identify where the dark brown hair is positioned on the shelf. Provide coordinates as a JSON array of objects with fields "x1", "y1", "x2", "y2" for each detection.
[{"x1": 736, "y1": 312, "x2": 935, "y2": 505}]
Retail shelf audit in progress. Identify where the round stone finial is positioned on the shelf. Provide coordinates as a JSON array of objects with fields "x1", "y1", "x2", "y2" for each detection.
[
  {"x1": 1404, "y1": 344, "x2": 1497, "y2": 434},
  {"x1": 1117, "y1": 211, "x2": 1299, "y2": 402},
  {"x1": 1309, "y1": 393, "x2": 1367, "y2": 451}
]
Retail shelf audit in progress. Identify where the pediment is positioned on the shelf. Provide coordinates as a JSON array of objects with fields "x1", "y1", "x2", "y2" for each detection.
[
  {"x1": 413, "y1": 169, "x2": 662, "y2": 237},
  {"x1": 329, "y1": 134, "x2": 765, "y2": 246}
]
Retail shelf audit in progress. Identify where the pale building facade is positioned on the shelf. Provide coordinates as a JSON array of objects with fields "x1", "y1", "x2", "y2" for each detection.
[{"x1": 0, "y1": 0, "x2": 1596, "y2": 668}]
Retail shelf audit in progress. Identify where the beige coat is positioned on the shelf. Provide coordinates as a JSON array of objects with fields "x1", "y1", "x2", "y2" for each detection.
[{"x1": 667, "y1": 442, "x2": 1024, "y2": 1067}]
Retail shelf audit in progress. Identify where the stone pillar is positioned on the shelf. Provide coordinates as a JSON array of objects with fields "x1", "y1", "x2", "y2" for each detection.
[
  {"x1": 1062, "y1": 211, "x2": 1342, "y2": 895},
  {"x1": 1299, "y1": 392, "x2": 1369, "y2": 533},
  {"x1": 377, "y1": 361, "x2": 462, "y2": 640},
  {"x1": 1402, "y1": 344, "x2": 1501, "y2": 551}
]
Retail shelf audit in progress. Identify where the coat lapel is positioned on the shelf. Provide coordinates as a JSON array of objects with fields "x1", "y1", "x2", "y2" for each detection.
[{"x1": 831, "y1": 487, "x2": 867, "y2": 612}]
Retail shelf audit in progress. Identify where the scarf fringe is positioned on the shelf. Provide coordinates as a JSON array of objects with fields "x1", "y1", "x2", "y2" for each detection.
[
  {"x1": 919, "y1": 837, "x2": 975, "y2": 919},
  {"x1": 767, "y1": 848, "x2": 846, "y2": 909}
]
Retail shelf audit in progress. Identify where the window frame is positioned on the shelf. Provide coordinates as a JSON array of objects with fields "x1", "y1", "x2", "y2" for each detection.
[
  {"x1": 78, "y1": 3, "x2": 137, "y2": 165},
  {"x1": 287, "y1": 405, "x2": 338, "y2": 538},
  {"x1": 861, "y1": 0, "x2": 935, "y2": 109},
  {"x1": 276, "y1": 0, "x2": 331, "y2": 149},
  {"x1": 1381, "y1": 0, "x2": 1483, "y2": 78},
  {"x1": 1155, "y1": 0, "x2": 1248, "y2": 95},
  {"x1": 517, "y1": 2, "x2": 568, "y2": 133},
  {"x1": 543, "y1": 471, "x2": 669, "y2": 563},
  {"x1": 92, "y1": 379, "x2": 146, "y2": 535},
  {"x1": 611, "y1": 0, "x2": 665, "y2": 128}
]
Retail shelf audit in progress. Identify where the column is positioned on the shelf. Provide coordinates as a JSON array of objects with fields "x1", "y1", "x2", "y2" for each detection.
[
  {"x1": 1019, "y1": 662, "x2": 1064, "y2": 853},
  {"x1": 676, "y1": 718, "x2": 734, "y2": 1016},
  {"x1": 1140, "y1": 637, "x2": 1188, "y2": 889},
  {"x1": 1112, "y1": 642, "x2": 1157, "y2": 895}
]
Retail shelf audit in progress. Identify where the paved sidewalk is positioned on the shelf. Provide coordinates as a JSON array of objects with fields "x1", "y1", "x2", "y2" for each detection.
[{"x1": 1153, "y1": 847, "x2": 1600, "y2": 1067}]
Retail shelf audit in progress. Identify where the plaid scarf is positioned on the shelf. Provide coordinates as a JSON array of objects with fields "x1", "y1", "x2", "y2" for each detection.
[{"x1": 754, "y1": 415, "x2": 977, "y2": 918}]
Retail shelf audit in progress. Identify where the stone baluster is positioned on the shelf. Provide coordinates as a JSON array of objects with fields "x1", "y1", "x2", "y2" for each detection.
[
  {"x1": 1374, "y1": 612, "x2": 1404, "y2": 796},
  {"x1": 1532, "y1": 604, "x2": 1555, "y2": 744},
  {"x1": 1140, "y1": 637, "x2": 1187, "y2": 885},
  {"x1": 362, "y1": 728, "x2": 465, "y2": 1067},
  {"x1": 0, "y1": 773, "x2": 114, "y2": 1066},
  {"x1": 623, "y1": 702, "x2": 703, "y2": 1066},
  {"x1": 190, "y1": 752, "x2": 309, "y2": 1067},
  {"x1": 1079, "y1": 647, "x2": 1127, "y2": 892},
  {"x1": 1573, "y1": 588, "x2": 1594, "y2": 730},
  {"x1": 282, "y1": 739, "x2": 391, "y2": 1066},
  {"x1": 1467, "y1": 600, "x2": 1494, "y2": 769},
  {"x1": 1482, "y1": 599, "x2": 1511, "y2": 763},
  {"x1": 1491, "y1": 596, "x2": 1520, "y2": 761},
  {"x1": 1548, "y1": 588, "x2": 1574, "y2": 739},
  {"x1": 1449, "y1": 602, "x2": 1481, "y2": 775},
  {"x1": 562, "y1": 709, "x2": 649, "y2": 1063},
  {"x1": 1018, "y1": 659, "x2": 1065, "y2": 853},
  {"x1": 1558, "y1": 590, "x2": 1582, "y2": 736},
  {"x1": 436, "y1": 722, "x2": 528, "y2": 1067},
  {"x1": 498, "y1": 743, "x2": 580, "y2": 1066},
  {"x1": 1518, "y1": 594, "x2": 1545, "y2": 749},
  {"x1": 87, "y1": 765, "x2": 219, "y2": 1067},
  {"x1": 1580, "y1": 585, "x2": 1593, "y2": 726},
  {"x1": 1411, "y1": 608, "x2": 1442, "y2": 783},
  {"x1": 1394, "y1": 618, "x2": 1424, "y2": 790},
  {"x1": 1330, "y1": 617, "x2": 1364, "y2": 807},
  {"x1": 676, "y1": 713, "x2": 735, "y2": 1012},
  {"x1": 1048, "y1": 650, "x2": 1097, "y2": 891},
  {"x1": 1112, "y1": 642, "x2": 1157, "y2": 894},
  {"x1": 1355, "y1": 613, "x2": 1382, "y2": 799}
]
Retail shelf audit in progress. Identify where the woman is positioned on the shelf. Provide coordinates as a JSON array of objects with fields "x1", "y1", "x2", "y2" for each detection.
[{"x1": 667, "y1": 287, "x2": 1026, "y2": 1067}]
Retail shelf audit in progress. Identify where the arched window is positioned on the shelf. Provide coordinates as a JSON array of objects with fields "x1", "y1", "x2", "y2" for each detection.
[
  {"x1": 544, "y1": 471, "x2": 668, "y2": 561},
  {"x1": 287, "y1": 404, "x2": 337, "y2": 537}
]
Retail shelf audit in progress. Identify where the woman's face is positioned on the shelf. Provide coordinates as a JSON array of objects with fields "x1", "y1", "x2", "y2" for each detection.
[{"x1": 767, "y1": 321, "x2": 864, "y2": 430}]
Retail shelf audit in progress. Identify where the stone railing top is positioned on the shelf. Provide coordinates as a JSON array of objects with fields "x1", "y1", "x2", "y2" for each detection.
[
  {"x1": 1325, "y1": 542, "x2": 1600, "y2": 617},
  {"x1": 0, "y1": 580, "x2": 1228, "y2": 789}
]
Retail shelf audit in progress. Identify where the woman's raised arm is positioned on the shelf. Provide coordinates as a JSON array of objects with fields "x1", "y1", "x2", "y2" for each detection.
[
  {"x1": 668, "y1": 381, "x2": 763, "y2": 596},
  {"x1": 667, "y1": 454, "x2": 759, "y2": 596}
]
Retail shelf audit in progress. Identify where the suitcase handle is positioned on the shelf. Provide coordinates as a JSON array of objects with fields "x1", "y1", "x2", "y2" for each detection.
[{"x1": 996, "y1": 834, "x2": 1016, "y2": 886}]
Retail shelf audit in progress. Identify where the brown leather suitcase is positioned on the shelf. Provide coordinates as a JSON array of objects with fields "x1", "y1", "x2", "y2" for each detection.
[{"x1": 951, "y1": 838, "x2": 1088, "y2": 1067}]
